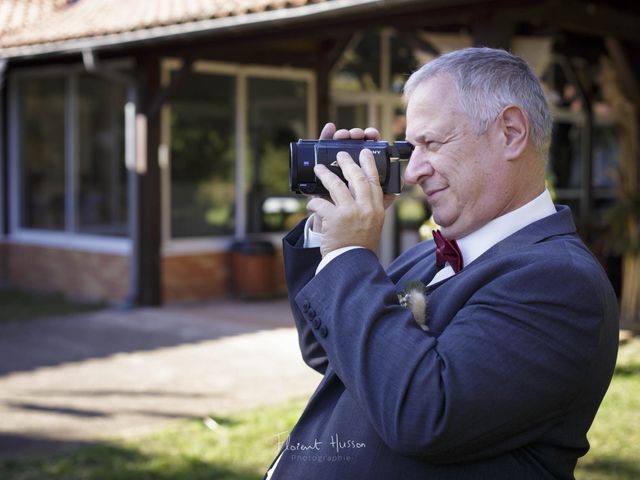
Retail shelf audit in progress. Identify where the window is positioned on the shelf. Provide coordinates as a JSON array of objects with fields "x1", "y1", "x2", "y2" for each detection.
[
  {"x1": 18, "y1": 76, "x2": 66, "y2": 230},
  {"x1": 247, "y1": 77, "x2": 308, "y2": 233},
  {"x1": 543, "y1": 56, "x2": 620, "y2": 225},
  {"x1": 331, "y1": 31, "x2": 381, "y2": 92},
  {"x1": 15, "y1": 70, "x2": 129, "y2": 238},
  {"x1": 164, "y1": 62, "x2": 314, "y2": 242},
  {"x1": 76, "y1": 74, "x2": 128, "y2": 236},
  {"x1": 330, "y1": 29, "x2": 435, "y2": 258},
  {"x1": 169, "y1": 72, "x2": 235, "y2": 237}
]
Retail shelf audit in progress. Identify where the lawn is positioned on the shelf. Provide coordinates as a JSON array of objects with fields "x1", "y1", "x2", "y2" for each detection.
[
  {"x1": 0, "y1": 398, "x2": 307, "y2": 480},
  {"x1": 0, "y1": 288, "x2": 104, "y2": 322},
  {"x1": 575, "y1": 337, "x2": 640, "y2": 479},
  {"x1": 0, "y1": 339, "x2": 638, "y2": 480}
]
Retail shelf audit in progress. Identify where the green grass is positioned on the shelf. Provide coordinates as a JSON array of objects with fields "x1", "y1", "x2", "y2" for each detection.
[
  {"x1": 0, "y1": 288, "x2": 104, "y2": 322},
  {"x1": 575, "y1": 337, "x2": 640, "y2": 479},
  {"x1": 0, "y1": 340, "x2": 638, "y2": 480},
  {"x1": 0, "y1": 398, "x2": 307, "y2": 480}
]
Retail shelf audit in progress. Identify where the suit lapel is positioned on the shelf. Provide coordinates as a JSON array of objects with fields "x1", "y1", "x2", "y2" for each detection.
[{"x1": 395, "y1": 253, "x2": 440, "y2": 291}]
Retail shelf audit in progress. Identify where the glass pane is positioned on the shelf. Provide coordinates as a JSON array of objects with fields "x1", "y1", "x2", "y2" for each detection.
[
  {"x1": 170, "y1": 72, "x2": 235, "y2": 237},
  {"x1": 390, "y1": 32, "x2": 434, "y2": 94},
  {"x1": 335, "y1": 104, "x2": 368, "y2": 129},
  {"x1": 76, "y1": 74, "x2": 128, "y2": 236},
  {"x1": 19, "y1": 76, "x2": 66, "y2": 230},
  {"x1": 592, "y1": 123, "x2": 618, "y2": 189},
  {"x1": 331, "y1": 31, "x2": 381, "y2": 93},
  {"x1": 248, "y1": 77, "x2": 308, "y2": 233},
  {"x1": 549, "y1": 121, "x2": 582, "y2": 190}
]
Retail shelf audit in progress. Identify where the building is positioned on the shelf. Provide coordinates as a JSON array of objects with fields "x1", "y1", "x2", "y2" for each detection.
[{"x1": 1, "y1": 0, "x2": 638, "y2": 308}]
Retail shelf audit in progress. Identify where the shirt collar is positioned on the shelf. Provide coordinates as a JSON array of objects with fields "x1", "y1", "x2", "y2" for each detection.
[{"x1": 456, "y1": 189, "x2": 556, "y2": 267}]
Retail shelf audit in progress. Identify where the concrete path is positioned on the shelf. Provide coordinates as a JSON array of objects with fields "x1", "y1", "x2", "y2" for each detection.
[{"x1": 0, "y1": 299, "x2": 321, "y2": 459}]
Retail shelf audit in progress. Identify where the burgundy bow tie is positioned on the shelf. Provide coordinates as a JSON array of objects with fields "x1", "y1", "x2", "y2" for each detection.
[{"x1": 433, "y1": 230, "x2": 464, "y2": 273}]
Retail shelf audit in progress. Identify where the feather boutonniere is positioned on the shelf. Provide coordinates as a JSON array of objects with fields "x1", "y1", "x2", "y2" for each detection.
[{"x1": 398, "y1": 280, "x2": 429, "y2": 331}]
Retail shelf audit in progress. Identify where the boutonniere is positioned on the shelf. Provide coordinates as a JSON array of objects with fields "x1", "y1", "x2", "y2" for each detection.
[{"x1": 398, "y1": 280, "x2": 429, "y2": 331}]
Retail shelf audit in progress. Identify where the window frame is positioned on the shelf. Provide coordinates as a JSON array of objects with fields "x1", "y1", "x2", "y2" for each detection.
[
  {"x1": 7, "y1": 62, "x2": 133, "y2": 255},
  {"x1": 161, "y1": 59, "x2": 316, "y2": 256}
]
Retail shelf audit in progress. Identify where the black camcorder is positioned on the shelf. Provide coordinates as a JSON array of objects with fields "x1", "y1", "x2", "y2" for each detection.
[{"x1": 289, "y1": 139, "x2": 414, "y2": 196}]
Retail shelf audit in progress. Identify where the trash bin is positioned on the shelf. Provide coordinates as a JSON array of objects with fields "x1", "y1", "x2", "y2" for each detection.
[{"x1": 230, "y1": 239, "x2": 276, "y2": 299}]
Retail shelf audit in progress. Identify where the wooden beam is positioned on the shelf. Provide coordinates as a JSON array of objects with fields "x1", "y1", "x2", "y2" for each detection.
[
  {"x1": 472, "y1": 11, "x2": 515, "y2": 49},
  {"x1": 605, "y1": 37, "x2": 640, "y2": 105},
  {"x1": 517, "y1": 0, "x2": 640, "y2": 43},
  {"x1": 148, "y1": 57, "x2": 193, "y2": 118},
  {"x1": 133, "y1": 55, "x2": 162, "y2": 306}
]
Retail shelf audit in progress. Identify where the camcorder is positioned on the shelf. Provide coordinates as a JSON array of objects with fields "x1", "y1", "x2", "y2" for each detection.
[{"x1": 289, "y1": 139, "x2": 414, "y2": 196}]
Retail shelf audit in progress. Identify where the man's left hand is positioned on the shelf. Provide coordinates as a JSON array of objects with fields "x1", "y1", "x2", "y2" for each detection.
[{"x1": 307, "y1": 149, "x2": 385, "y2": 257}]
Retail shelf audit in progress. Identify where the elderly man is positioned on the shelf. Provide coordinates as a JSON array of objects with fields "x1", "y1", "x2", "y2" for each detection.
[{"x1": 266, "y1": 47, "x2": 618, "y2": 480}]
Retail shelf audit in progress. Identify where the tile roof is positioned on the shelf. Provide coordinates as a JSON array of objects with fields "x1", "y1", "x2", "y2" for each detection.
[{"x1": 0, "y1": 0, "x2": 323, "y2": 50}]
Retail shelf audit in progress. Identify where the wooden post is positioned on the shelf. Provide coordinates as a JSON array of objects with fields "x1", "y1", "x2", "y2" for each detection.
[{"x1": 132, "y1": 55, "x2": 162, "y2": 306}]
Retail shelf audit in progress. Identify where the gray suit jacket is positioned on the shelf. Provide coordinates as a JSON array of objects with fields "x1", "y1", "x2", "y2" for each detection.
[{"x1": 268, "y1": 205, "x2": 619, "y2": 479}]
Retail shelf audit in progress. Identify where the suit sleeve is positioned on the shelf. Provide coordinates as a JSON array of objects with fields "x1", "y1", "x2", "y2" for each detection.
[
  {"x1": 282, "y1": 219, "x2": 328, "y2": 374},
  {"x1": 293, "y1": 246, "x2": 617, "y2": 462}
]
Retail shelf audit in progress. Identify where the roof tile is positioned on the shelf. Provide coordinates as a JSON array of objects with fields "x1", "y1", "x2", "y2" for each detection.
[{"x1": 0, "y1": 0, "x2": 325, "y2": 49}]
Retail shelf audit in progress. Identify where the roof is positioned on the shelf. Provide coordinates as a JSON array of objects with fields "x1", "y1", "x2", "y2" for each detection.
[{"x1": 0, "y1": 0, "x2": 385, "y2": 59}]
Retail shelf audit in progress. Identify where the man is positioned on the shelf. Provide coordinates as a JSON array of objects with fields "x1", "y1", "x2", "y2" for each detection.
[{"x1": 266, "y1": 47, "x2": 619, "y2": 479}]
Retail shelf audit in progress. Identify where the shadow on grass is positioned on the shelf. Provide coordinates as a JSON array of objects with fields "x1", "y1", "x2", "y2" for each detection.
[
  {"x1": 578, "y1": 456, "x2": 640, "y2": 479},
  {"x1": 613, "y1": 363, "x2": 640, "y2": 377},
  {"x1": 0, "y1": 440, "x2": 264, "y2": 480},
  {"x1": 0, "y1": 288, "x2": 104, "y2": 323}
]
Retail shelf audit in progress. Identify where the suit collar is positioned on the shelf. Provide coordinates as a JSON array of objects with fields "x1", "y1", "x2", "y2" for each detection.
[{"x1": 493, "y1": 204, "x2": 576, "y2": 248}]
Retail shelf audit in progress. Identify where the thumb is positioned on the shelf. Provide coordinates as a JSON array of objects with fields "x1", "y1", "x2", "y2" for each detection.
[{"x1": 307, "y1": 196, "x2": 334, "y2": 219}]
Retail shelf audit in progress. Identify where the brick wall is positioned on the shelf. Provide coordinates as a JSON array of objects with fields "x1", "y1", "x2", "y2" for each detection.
[
  {"x1": 162, "y1": 249, "x2": 287, "y2": 303},
  {"x1": 162, "y1": 252, "x2": 230, "y2": 303},
  {"x1": 274, "y1": 249, "x2": 287, "y2": 296},
  {"x1": 5, "y1": 243, "x2": 287, "y2": 304},
  {"x1": 7, "y1": 243, "x2": 130, "y2": 303}
]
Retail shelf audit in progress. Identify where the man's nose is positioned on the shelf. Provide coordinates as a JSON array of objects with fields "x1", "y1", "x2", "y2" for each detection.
[{"x1": 403, "y1": 150, "x2": 434, "y2": 185}]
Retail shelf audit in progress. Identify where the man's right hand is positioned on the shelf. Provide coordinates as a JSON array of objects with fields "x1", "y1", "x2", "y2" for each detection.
[{"x1": 312, "y1": 123, "x2": 390, "y2": 233}]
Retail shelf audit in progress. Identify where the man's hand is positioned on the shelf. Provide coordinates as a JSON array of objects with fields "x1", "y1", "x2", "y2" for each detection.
[
  {"x1": 311, "y1": 123, "x2": 396, "y2": 237},
  {"x1": 307, "y1": 144, "x2": 386, "y2": 257}
]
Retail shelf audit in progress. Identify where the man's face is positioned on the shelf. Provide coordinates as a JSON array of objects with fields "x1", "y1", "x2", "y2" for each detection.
[{"x1": 404, "y1": 76, "x2": 508, "y2": 239}]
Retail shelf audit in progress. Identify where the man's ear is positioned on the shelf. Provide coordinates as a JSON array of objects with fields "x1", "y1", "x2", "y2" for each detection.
[{"x1": 499, "y1": 105, "x2": 529, "y2": 161}]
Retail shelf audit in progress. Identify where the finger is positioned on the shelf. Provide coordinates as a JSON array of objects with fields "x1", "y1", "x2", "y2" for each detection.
[
  {"x1": 320, "y1": 123, "x2": 336, "y2": 140},
  {"x1": 336, "y1": 151, "x2": 375, "y2": 203},
  {"x1": 307, "y1": 196, "x2": 335, "y2": 220},
  {"x1": 364, "y1": 127, "x2": 380, "y2": 140},
  {"x1": 311, "y1": 212, "x2": 323, "y2": 232},
  {"x1": 358, "y1": 149, "x2": 382, "y2": 189},
  {"x1": 349, "y1": 128, "x2": 365, "y2": 139},
  {"x1": 314, "y1": 163, "x2": 354, "y2": 205},
  {"x1": 334, "y1": 129, "x2": 350, "y2": 140},
  {"x1": 357, "y1": 149, "x2": 383, "y2": 208}
]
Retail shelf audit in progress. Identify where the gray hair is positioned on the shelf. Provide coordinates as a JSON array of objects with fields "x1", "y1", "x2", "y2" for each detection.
[{"x1": 403, "y1": 47, "x2": 552, "y2": 157}]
